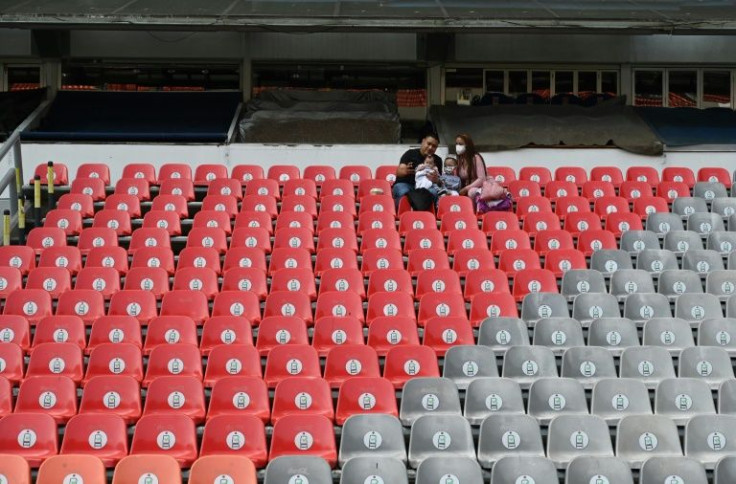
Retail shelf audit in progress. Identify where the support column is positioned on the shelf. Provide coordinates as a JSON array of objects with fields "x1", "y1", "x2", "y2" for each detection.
[
  {"x1": 241, "y1": 33, "x2": 252, "y2": 102},
  {"x1": 41, "y1": 60, "x2": 61, "y2": 100}
]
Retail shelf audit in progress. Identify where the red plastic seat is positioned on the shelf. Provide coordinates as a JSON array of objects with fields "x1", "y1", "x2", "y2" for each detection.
[
  {"x1": 619, "y1": 180, "x2": 653, "y2": 201},
  {"x1": 158, "y1": 164, "x2": 192, "y2": 182},
  {"x1": 632, "y1": 196, "x2": 670, "y2": 220},
  {"x1": 0, "y1": 267, "x2": 22, "y2": 300},
  {"x1": 423, "y1": 316, "x2": 474, "y2": 355},
  {"x1": 316, "y1": 228, "x2": 358, "y2": 254},
  {"x1": 177, "y1": 247, "x2": 222, "y2": 275},
  {"x1": 593, "y1": 196, "x2": 630, "y2": 217},
  {"x1": 576, "y1": 229, "x2": 618, "y2": 256},
  {"x1": 490, "y1": 229, "x2": 531, "y2": 255},
  {"x1": 563, "y1": 212, "x2": 602, "y2": 237},
  {"x1": 26, "y1": 227, "x2": 66, "y2": 255},
  {"x1": 357, "y1": 179, "x2": 392, "y2": 200},
  {"x1": 415, "y1": 269, "x2": 462, "y2": 300},
  {"x1": 263, "y1": 288, "x2": 313, "y2": 324},
  {"x1": 271, "y1": 268, "x2": 317, "y2": 301},
  {"x1": 407, "y1": 248, "x2": 450, "y2": 276},
  {"x1": 275, "y1": 211, "x2": 315, "y2": 234},
  {"x1": 60, "y1": 414, "x2": 128, "y2": 467},
  {"x1": 200, "y1": 195, "x2": 238, "y2": 219},
  {"x1": 263, "y1": 344, "x2": 320, "y2": 388},
  {"x1": 206, "y1": 178, "x2": 242, "y2": 201},
  {"x1": 303, "y1": 165, "x2": 336, "y2": 186},
  {"x1": 375, "y1": 165, "x2": 398, "y2": 185},
  {"x1": 104, "y1": 194, "x2": 141, "y2": 218},
  {"x1": 311, "y1": 316, "x2": 364, "y2": 357},
  {"x1": 273, "y1": 227, "x2": 315, "y2": 254},
  {"x1": 0, "y1": 342, "x2": 26, "y2": 383},
  {"x1": 79, "y1": 375, "x2": 141, "y2": 424},
  {"x1": 151, "y1": 194, "x2": 189, "y2": 219},
  {"x1": 240, "y1": 195, "x2": 279, "y2": 219},
  {"x1": 191, "y1": 211, "x2": 232, "y2": 237},
  {"x1": 698, "y1": 167, "x2": 731, "y2": 185},
  {"x1": 283, "y1": 178, "x2": 318, "y2": 199},
  {"x1": 159, "y1": 179, "x2": 195, "y2": 201},
  {"x1": 0, "y1": 246, "x2": 35, "y2": 275},
  {"x1": 57, "y1": 194, "x2": 94, "y2": 218},
  {"x1": 314, "y1": 291, "x2": 364, "y2": 324},
  {"x1": 446, "y1": 229, "x2": 488, "y2": 257},
  {"x1": 451, "y1": 248, "x2": 495, "y2": 278},
  {"x1": 199, "y1": 316, "x2": 252, "y2": 356},
  {"x1": 272, "y1": 377, "x2": 334, "y2": 423},
  {"x1": 366, "y1": 316, "x2": 419, "y2": 356},
  {"x1": 268, "y1": 165, "x2": 300, "y2": 185},
  {"x1": 463, "y1": 269, "x2": 510, "y2": 300},
  {"x1": 486, "y1": 166, "x2": 516, "y2": 185},
  {"x1": 383, "y1": 345, "x2": 440, "y2": 388},
  {"x1": 221, "y1": 267, "x2": 267, "y2": 301},
  {"x1": 234, "y1": 211, "x2": 273, "y2": 234},
  {"x1": 436, "y1": 196, "x2": 474, "y2": 219},
  {"x1": 76, "y1": 163, "x2": 111, "y2": 185},
  {"x1": 0, "y1": 450, "x2": 29, "y2": 482},
  {"x1": 87, "y1": 316, "x2": 142, "y2": 352},
  {"x1": 207, "y1": 376, "x2": 269, "y2": 422},
  {"x1": 358, "y1": 194, "x2": 395, "y2": 219},
  {"x1": 555, "y1": 166, "x2": 588, "y2": 186},
  {"x1": 211, "y1": 291, "x2": 262, "y2": 324},
  {"x1": 481, "y1": 211, "x2": 519, "y2": 236},
  {"x1": 230, "y1": 227, "x2": 271, "y2": 254},
  {"x1": 323, "y1": 344, "x2": 380, "y2": 388},
  {"x1": 128, "y1": 228, "x2": 171, "y2": 255},
  {"x1": 335, "y1": 377, "x2": 398, "y2": 426},
  {"x1": 469, "y1": 292, "x2": 519, "y2": 324},
  {"x1": 626, "y1": 166, "x2": 660, "y2": 185},
  {"x1": 554, "y1": 196, "x2": 591, "y2": 218},
  {"x1": 544, "y1": 180, "x2": 578, "y2": 200},
  {"x1": 33, "y1": 163, "x2": 68, "y2": 185},
  {"x1": 605, "y1": 212, "x2": 644, "y2": 237},
  {"x1": 84, "y1": 342, "x2": 144, "y2": 384},
  {"x1": 590, "y1": 166, "x2": 624, "y2": 187},
  {"x1": 339, "y1": 165, "x2": 372, "y2": 185},
  {"x1": 417, "y1": 292, "x2": 467, "y2": 327},
  {"x1": 113, "y1": 455, "x2": 182, "y2": 484},
  {"x1": 114, "y1": 178, "x2": 150, "y2": 201},
  {"x1": 55, "y1": 290, "x2": 105, "y2": 325},
  {"x1": 199, "y1": 416, "x2": 268, "y2": 468},
  {"x1": 26, "y1": 267, "x2": 71, "y2": 300},
  {"x1": 231, "y1": 165, "x2": 264, "y2": 184},
  {"x1": 255, "y1": 316, "x2": 309, "y2": 356},
  {"x1": 143, "y1": 344, "x2": 202, "y2": 387},
  {"x1": 269, "y1": 414, "x2": 336, "y2": 467},
  {"x1": 108, "y1": 290, "x2": 158, "y2": 324},
  {"x1": 497, "y1": 248, "x2": 541, "y2": 275},
  {"x1": 533, "y1": 229, "x2": 575, "y2": 256},
  {"x1": 15, "y1": 375, "x2": 77, "y2": 423},
  {"x1": 203, "y1": 345, "x2": 261, "y2": 388},
  {"x1": 193, "y1": 164, "x2": 227, "y2": 185},
  {"x1": 360, "y1": 228, "x2": 401, "y2": 255},
  {"x1": 512, "y1": 268, "x2": 558, "y2": 302},
  {"x1": 92, "y1": 209, "x2": 132, "y2": 236},
  {"x1": 366, "y1": 268, "x2": 412, "y2": 298},
  {"x1": 320, "y1": 194, "x2": 358, "y2": 218},
  {"x1": 0, "y1": 413, "x2": 58, "y2": 467},
  {"x1": 267, "y1": 248, "x2": 312, "y2": 276},
  {"x1": 144, "y1": 316, "x2": 198, "y2": 355},
  {"x1": 143, "y1": 375, "x2": 206, "y2": 424},
  {"x1": 172, "y1": 267, "x2": 219, "y2": 300},
  {"x1": 130, "y1": 414, "x2": 198, "y2": 467},
  {"x1": 656, "y1": 181, "x2": 690, "y2": 203},
  {"x1": 4, "y1": 289, "x2": 53, "y2": 325},
  {"x1": 366, "y1": 292, "x2": 416, "y2": 325},
  {"x1": 582, "y1": 180, "x2": 617, "y2": 201},
  {"x1": 320, "y1": 179, "x2": 355, "y2": 199},
  {"x1": 0, "y1": 315, "x2": 30, "y2": 351},
  {"x1": 544, "y1": 248, "x2": 588, "y2": 277},
  {"x1": 26, "y1": 342, "x2": 83, "y2": 383},
  {"x1": 142, "y1": 210, "x2": 182, "y2": 236},
  {"x1": 360, "y1": 248, "x2": 404, "y2": 275},
  {"x1": 520, "y1": 166, "x2": 552, "y2": 185},
  {"x1": 516, "y1": 196, "x2": 553, "y2": 219},
  {"x1": 280, "y1": 195, "x2": 318, "y2": 219},
  {"x1": 522, "y1": 212, "x2": 561, "y2": 238},
  {"x1": 398, "y1": 211, "x2": 436, "y2": 236},
  {"x1": 43, "y1": 209, "x2": 82, "y2": 236},
  {"x1": 78, "y1": 227, "x2": 119, "y2": 256},
  {"x1": 160, "y1": 290, "x2": 210, "y2": 324},
  {"x1": 33, "y1": 315, "x2": 85, "y2": 350},
  {"x1": 124, "y1": 267, "x2": 170, "y2": 299},
  {"x1": 662, "y1": 167, "x2": 695, "y2": 188},
  {"x1": 403, "y1": 228, "x2": 444, "y2": 255},
  {"x1": 222, "y1": 248, "x2": 267, "y2": 274},
  {"x1": 122, "y1": 163, "x2": 156, "y2": 184},
  {"x1": 439, "y1": 212, "x2": 477, "y2": 237},
  {"x1": 508, "y1": 180, "x2": 542, "y2": 199}
]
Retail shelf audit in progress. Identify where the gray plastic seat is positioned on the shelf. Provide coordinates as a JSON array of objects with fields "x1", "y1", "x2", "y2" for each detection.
[
  {"x1": 264, "y1": 456, "x2": 333, "y2": 484},
  {"x1": 616, "y1": 415, "x2": 683, "y2": 468},
  {"x1": 646, "y1": 212, "x2": 684, "y2": 235},
  {"x1": 623, "y1": 293, "x2": 672, "y2": 324},
  {"x1": 591, "y1": 378, "x2": 652, "y2": 424},
  {"x1": 654, "y1": 378, "x2": 716, "y2": 425},
  {"x1": 590, "y1": 249, "x2": 633, "y2": 276},
  {"x1": 730, "y1": 213, "x2": 736, "y2": 233},
  {"x1": 502, "y1": 345, "x2": 558, "y2": 388},
  {"x1": 609, "y1": 269, "x2": 656, "y2": 300},
  {"x1": 699, "y1": 318, "x2": 736, "y2": 354},
  {"x1": 636, "y1": 249, "x2": 679, "y2": 275},
  {"x1": 683, "y1": 249, "x2": 725, "y2": 274},
  {"x1": 678, "y1": 346, "x2": 735, "y2": 388},
  {"x1": 339, "y1": 414, "x2": 407, "y2": 466},
  {"x1": 564, "y1": 456, "x2": 634, "y2": 484},
  {"x1": 685, "y1": 414, "x2": 736, "y2": 469},
  {"x1": 571, "y1": 293, "x2": 620, "y2": 325},
  {"x1": 689, "y1": 212, "x2": 727, "y2": 235},
  {"x1": 715, "y1": 455, "x2": 736, "y2": 484},
  {"x1": 561, "y1": 269, "x2": 607, "y2": 301},
  {"x1": 620, "y1": 230, "x2": 660, "y2": 254},
  {"x1": 477, "y1": 414, "x2": 544, "y2": 468},
  {"x1": 407, "y1": 415, "x2": 475, "y2": 468},
  {"x1": 706, "y1": 270, "x2": 736, "y2": 300},
  {"x1": 442, "y1": 345, "x2": 498, "y2": 389},
  {"x1": 658, "y1": 269, "x2": 704, "y2": 300},
  {"x1": 490, "y1": 456, "x2": 558, "y2": 484},
  {"x1": 620, "y1": 346, "x2": 676, "y2": 388},
  {"x1": 339, "y1": 457, "x2": 408, "y2": 484},
  {"x1": 675, "y1": 292, "x2": 724, "y2": 324},
  {"x1": 414, "y1": 456, "x2": 483, "y2": 484},
  {"x1": 719, "y1": 380, "x2": 736, "y2": 415},
  {"x1": 731, "y1": 252, "x2": 736, "y2": 270},
  {"x1": 642, "y1": 317, "x2": 695, "y2": 354},
  {"x1": 640, "y1": 456, "x2": 707, "y2": 484},
  {"x1": 520, "y1": 293, "x2": 570, "y2": 324},
  {"x1": 694, "y1": 181, "x2": 729, "y2": 200},
  {"x1": 547, "y1": 414, "x2": 613, "y2": 468},
  {"x1": 464, "y1": 377, "x2": 524, "y2": 425},
  {"x1": 560, "y1": 346, "x2": 617, "y2": 389},
  {"x1": 477, "y1": 317, "x2": 529, "y2": 355},
  {"x1": 399, "y1": 377, "x2": 462, "y2": 426},
  {"x1": 673, "y1": 197, "x2": 709, "y2": 217},
  {"x1": 587, "y1": 318, "x2": 640, "y2": 356},
  {"x1": 713, "y1": 197, "x2": 736, "y2": 219},
  {"x1": 531, "y1": 318, "x2": 584, "y2": 353},
  {"x1": 527, "y1": 377, "x2": 588, "y2": 425},
  {"x1": 663, "y1": 230, "x2": 704, "y2": 254},
  {"x1": 729, "y1": 294, "x2": 736, "y2": 317},
  {"x1": 708, "y1": 231, "x2": 736, "y2": 254}
]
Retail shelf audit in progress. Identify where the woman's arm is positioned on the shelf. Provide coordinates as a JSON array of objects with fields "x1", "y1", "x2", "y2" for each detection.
[{"x1": 459, "y1": 154, "x2": 486, "y2": 195}]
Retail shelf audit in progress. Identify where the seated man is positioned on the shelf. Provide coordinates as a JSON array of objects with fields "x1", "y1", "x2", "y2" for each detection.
[{"x1": 391, "y1": 132, "x2": 442, "y2": 209}]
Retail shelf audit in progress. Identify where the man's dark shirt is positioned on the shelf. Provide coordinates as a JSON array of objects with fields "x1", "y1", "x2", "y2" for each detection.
[{"x1": 394, "y1": 148, "x2": 443, "y2": 187}]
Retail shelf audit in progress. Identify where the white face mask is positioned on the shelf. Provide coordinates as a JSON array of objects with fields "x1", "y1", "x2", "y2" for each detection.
[{"x1": 456, "y1": 144, "x2": 466, "y2": 155}]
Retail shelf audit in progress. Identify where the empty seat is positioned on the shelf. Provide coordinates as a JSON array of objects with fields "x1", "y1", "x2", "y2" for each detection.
[
  {"x1": 663, "y1": 230, "x2": 704, "y2": 254},
  {"x1": 399, "y1": 377, "x2": 462, "y2": 426},
  {"x1": 15, "y1": 375, "x2": 77, "y2": 423},
  {"x1": 207, "y1": 376, "x2": 270, "y2": 423},
  {"x1": 591, "y1": 378, "x2": 652, "y2": 424},
  {"x1": 341, "y1": 456, "x2": 407, "y2": 484},
  {"x1": 0, "y1": 413, "x2": 57, "y2": 467},
  {"x1": 560, "y1": 346, "x2": 617, "y2": 389},
  {"x1": 26, "y1": 342, "x2": 83, "y2": 383},
  {"x1": 609, "y1": 269, "x2": 656, "y2": 300},
  {"x1": 658, "y1": 270, "x2": 704, "y2": 300},
  {"x1": 532, "y1": 317, "x2": 585, "y2": 353},
  {"x1": 708, "y1": 231, "x2": 736, "y2": 254},
  {"x1": 490, "y1": 456, "x2": 558, "y2": 484},
  {"x1": 129, "y1": 414, "x2": 198, "y2": 467},
  {"x1": 264, "y1": 344, "x2": 321, "y2": 388},
  {"x1": 502, "y1": 346, "x2": 558, "y2": 388},
  {"x1": 112, "y1": 455, "x2": 181, "y2": 484},
  {"x1": 655, "y1": 378, "x2": 715, "y2": 425},
  {"x1": 334, "y1": 377, "x2": 398, "y2": 425},
  {"x1": 547, "y1": 414, "x2": 613, "y2": 468},
  {"x1": 623, "y1": 293, "x2": 673, "y2": 323},
  {"x1": 673, "y1": 197, "x2": 709, "y2": 217},
  {"x1": 698, "y1": 318, "x2": 736, "y2": 354},
  {"x1": 566, "y1": 456, "x2": 634, "y2": 484},
  {"x1": 366, "y1": 317, "x2": 420, "y2": 356},
  {"x1": 587, "y1": 318, "x2": 640, "y2": 355},
  {"x1": 620, "y1": 230, "x2": 660, "y2": 254},
  {"x1": 620, "y1": 346, "x2": 675, "y2": 388},
  {"x1": 269, "y1": 415, "x2": 337, "y2": 467},
  {"x1": 716, "y1": 455, "x2": 736, "y2": 484},
  {"x1": 464, "y1": 378, "x2": 525, "y2": 425},
  {"x1": 512, "y1": 268, "x2": 558, "y2": 302},
  {"x1": 679, "y1": 346, "x2": 734, "y2": 388},
  {"x1": 383, "y1": 345, "x2": 440, "y2": 389},
  {"x1": 683, "y1": 249, "x2": 725, "y2": 274},
  {"x1": 561, "y1": 269, "x2": 607, "y2": 300},
  {"x1": 527, "y1": 378, "x2": 588, "y2": 424},
  {"x1": 636, "y1": 249, "x2": 679, "y2": 274},
  {"x1": 520, "y1": 293, "x2": 569, "y2": 323},
  {"x1": 203, "y1": 344, "x2": 261, "y2": 387},
  {"x1": 37, "y1": 454, "x2": 106, "y2": 484},
  {"x1": 407, "y1": 415, "x2": 475, "y2": 468},
  {"x1": 642, "y1": 317, "x2": 695, "y2": 354},
  {"x1": 572, "y1": 293, "x2": 621, "y2": 324},
  {"x1": 641, "y1": 457, "x2": 708, "y2": 484},
  {"x1": 59, "y1": 414, "x2": 128, "y2": 467},
  {"x1": 0, "y1": 315, "x2": 29, "y2": 351},
  {"x1": 324, "y1": 345, "x2": 380, "y2": 388},
  {"x1": 646, "y1": 213, "x2": 685, "y2": 235},
  {"x1": 79, "y1": 376, "x2": 142, "y2": 424},
  {"x1": 684, "y1": 414, "x2": 736, "y2": 469},
  {"x1": 199, "y1": 415, "x2": 268, "y2": 468},
  {"x1": 675, "y1": 293, "x2": 724, "y2": 323},
  {"x1": 33, "y1": 315, "x2": 86, "y2": 350},
  {"x1": 616, "y1": 414, "x2": 683, "y2": 468},
  {"x1": 263, "y1": 456, "x2": 332, "y2": 484},
  {"x1": 189, "y1": 455, "x2": 257, "y2": 484},
  {"x1": 338, "y1": 414, "x2": 406, "y2": 466},
  {"x1": 477, "y1": 414, "x2": 544, "y2": 468},
  {"x1": 477, "y1": 317, "x2": 529, "y2": 354},
  {"x1": 689, "y1": 212, "x2": 726, "y2": 235},
  {"x1": 442, "y1": 345, "x2": 498, "y2": 390},
  {"x1": 590, "y1": 249, "x2": 633, "y2": 275},
  {"x1": 143, "y1": 344, "x2": 202, "y2": 387},
  {"x1": 143, "y1": 375, "x2": 206, "y2": 424}
]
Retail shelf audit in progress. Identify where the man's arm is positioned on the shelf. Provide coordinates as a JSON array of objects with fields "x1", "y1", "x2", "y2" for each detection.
[{"x1": 396, "y1": 163, "x2": 415, "y2": 178}]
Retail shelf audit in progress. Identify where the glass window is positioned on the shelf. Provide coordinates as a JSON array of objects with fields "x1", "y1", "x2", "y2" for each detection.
[
  {"x1": 668, "y1": 70, "x2": 697, "y2": 107},
  {"x1": 445, "y1": 68, "x2": 482, "y2": 88},
  {"x1": 601, "y1": 71, "x2": 618, "y2": 96},
  {"x1": 578, "y1": 71, "x2": 597, "y2": 93},
  {"x1": 484, "y1": 70, "x2": 504, "y2": 93},
  {"x1": 702, "y1": 70, "x2": 731, "y2": 108},
  {"x1": 508, "y1": 71, "x2": 527, "y2": 96},
  {"x1": 7, "y1": 66, "x2": 40, "y2": 91},
  {"x1": 555, "y1": 71, "x2": 574, "y2": 95},
  {"x1": 531, "y1": 71, "x2": 551, "y2": 100},
  {"x1": 634, "y1": 70, "x2": 664, "y2": 106}
]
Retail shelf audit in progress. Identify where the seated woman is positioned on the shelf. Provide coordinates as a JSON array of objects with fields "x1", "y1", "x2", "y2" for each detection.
[{"x1": 454, "y1": 133, "x2": 486, "y2": 196}]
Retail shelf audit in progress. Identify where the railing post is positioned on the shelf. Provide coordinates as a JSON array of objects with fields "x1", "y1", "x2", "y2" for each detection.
[{"x1": 12, "y1": 141, "x2": 22, "y2": 190}]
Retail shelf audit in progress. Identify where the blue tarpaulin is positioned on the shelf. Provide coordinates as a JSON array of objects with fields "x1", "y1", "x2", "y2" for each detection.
[{"x1": 635, "y1": 107, "x2": 736, "y2": 147}]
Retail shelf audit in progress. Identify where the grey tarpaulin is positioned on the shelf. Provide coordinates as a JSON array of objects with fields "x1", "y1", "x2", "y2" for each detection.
[
  {"x1": 239, "y1": 89, "x2": 401, "y2": 144},
  {"x1": 431, "y1": 100, "x2": 664, "y2": 156}
]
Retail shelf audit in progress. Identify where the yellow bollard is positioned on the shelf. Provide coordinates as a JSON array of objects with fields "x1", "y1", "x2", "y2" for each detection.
[{"x1": 3, "y1": 210, "x2": 10, "y2": 246}]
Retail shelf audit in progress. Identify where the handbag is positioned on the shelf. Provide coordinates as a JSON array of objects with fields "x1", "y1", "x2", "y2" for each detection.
[{"x1": 479, "y1": 177, "x2": 506, "y2": 201}]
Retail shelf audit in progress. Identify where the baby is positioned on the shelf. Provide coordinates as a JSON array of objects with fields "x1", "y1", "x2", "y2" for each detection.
[
  {"x1": 415, "y1": 155, "x2": 458, "y2": 197},
  {"x1": 440, "y1": 156, "x2": 461, "y2": 193}
]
